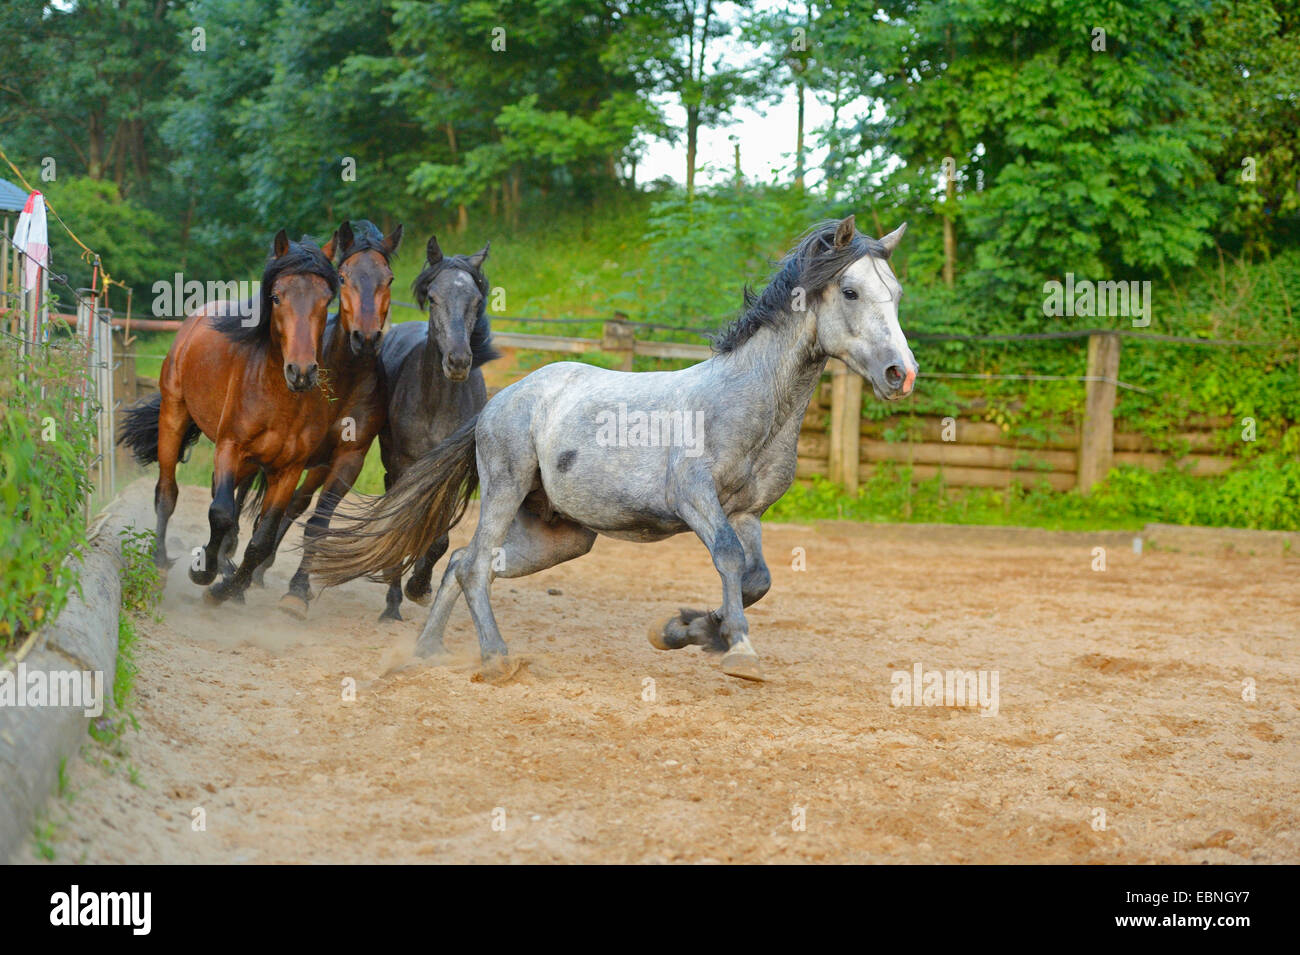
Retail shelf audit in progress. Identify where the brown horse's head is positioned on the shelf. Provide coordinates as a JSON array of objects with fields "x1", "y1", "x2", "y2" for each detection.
[
  {"x1": 412, "y1": 235, "x2": 490, "y2": 382},
  {"x1": 333, "y1": 220, "x2": 403, "y2": 358},
  {"x1": 263, "y1": 229, "x2": 338, "y2": 392}
]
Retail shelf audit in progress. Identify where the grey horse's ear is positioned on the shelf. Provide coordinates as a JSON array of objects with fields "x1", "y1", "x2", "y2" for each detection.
[
  {"x1": 272, "y1": 229, "x2": 290, "y2": 259},
  {"x1": 384, "y1": 224, "x2": 404, "y2": 255},
  {"x1": 879, "y1": 222, "x2": 908, "y2": 258},
  {"x1": 467, "y1": 241, "x2": 490, "y2": 270},
  {"x1": 833, "y1": 214, "x2": 856, "y2": 249},
  {"x1": 426, "y1": 235, "x2": 443, "y2": 265}
]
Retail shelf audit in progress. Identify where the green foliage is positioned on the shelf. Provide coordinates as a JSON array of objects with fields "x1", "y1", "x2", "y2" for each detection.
[
  {"x1": 770, "y1": 453, "x2": 1300, "y2": 532},
  {"x1": 638, "y1": 183, "x2": 828, "y2": 326},
  {"x1": 0, "y1": 338, "x2": 95, "y2": 652},
  {"x1": 40, "y1": 177, "x2": 172, "y2": 298},
  {"x1": 119, "y1": 528, "x2": 163, "y2": 618}
]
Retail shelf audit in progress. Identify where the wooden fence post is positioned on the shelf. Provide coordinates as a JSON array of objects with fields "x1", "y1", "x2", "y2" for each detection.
[
  {"x1": 1077, "y1": 332, "x2": 1120, "y2": 494},
  {"x1": 602, "y1": 317, "x2": 635, "y2": 371},
  {"x1": 828, "y1": 359, "x2": 862, "y2": 493}
]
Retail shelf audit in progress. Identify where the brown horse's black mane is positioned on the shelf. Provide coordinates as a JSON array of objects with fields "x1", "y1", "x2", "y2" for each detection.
[
  {"x1": 411, "y1": 255, "x2": 499, "y2": 368},
  {"x1": 339, "y1": 219, "x2": 393, "y2": 263},
  {"x1": 711, "y1": 219, "x2": 889, "y2": 354},
  {"x1": 212, "y1": 235, "x2": 339, "y2": 346}
]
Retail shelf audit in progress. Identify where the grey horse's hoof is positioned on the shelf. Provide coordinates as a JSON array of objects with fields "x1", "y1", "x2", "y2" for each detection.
[
  {"x1": 721, "y1": 647, "x2": 765, "y2": 682},
  {"x1": 279, "y1": 593, "x2": 310, "y2": 619},
  {"x1": 650, "y1": 608, "x2": 727, "y2": 652}
]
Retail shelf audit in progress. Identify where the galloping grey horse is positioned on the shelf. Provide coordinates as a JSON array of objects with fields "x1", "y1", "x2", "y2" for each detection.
[{"x1": 311, "y1": 215, "x2": 916, "y2": 681}]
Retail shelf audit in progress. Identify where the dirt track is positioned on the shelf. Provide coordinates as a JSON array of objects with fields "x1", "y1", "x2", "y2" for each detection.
[{"x1": 15, "y1": 478, "x2": 1299, "y2": 864}]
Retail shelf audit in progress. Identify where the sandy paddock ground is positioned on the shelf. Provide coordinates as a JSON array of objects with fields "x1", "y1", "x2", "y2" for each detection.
[{"x1": 14, "y1": 478, "x2": 1299, "y2": 864}]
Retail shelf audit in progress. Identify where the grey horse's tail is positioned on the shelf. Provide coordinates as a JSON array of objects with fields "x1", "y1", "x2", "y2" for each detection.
[{"x1": 309, "y1": 416, "x2": 479, "y2": 586}]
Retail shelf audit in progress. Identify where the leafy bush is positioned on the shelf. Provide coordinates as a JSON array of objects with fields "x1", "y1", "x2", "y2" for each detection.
[{"x1": 0, "y1": 335, "x2": 96, "y2": 651}]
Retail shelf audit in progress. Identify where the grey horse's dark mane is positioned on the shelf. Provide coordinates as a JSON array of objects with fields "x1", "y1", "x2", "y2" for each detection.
[
  {"x1": 339, "y1": 219, "x2": 393, "y2": 263},
  {"x1": 711, "y1": 220, "x2": 888, "y2": 354},
  {"x1": 411, "y1": 255, "x2": 499, "y2": 368}
]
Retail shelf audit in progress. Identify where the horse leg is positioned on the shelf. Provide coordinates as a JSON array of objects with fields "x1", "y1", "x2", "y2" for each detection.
[
  {"x1": 153, "y1": 394, "x2": 190, "y2": 569},
  {"x1": 653, "y1": 512, "x2": 770, "y2": 656},
  {"x1": 403, "y1": 534, "x2": 449, "y2": 605},
  {"x1": 252, "y1": 465, "x2": 327, "y2": 588},
  {"x1": 191, "y1": 440, "x2": 248, "y2": 589},
  {"x1": 438, "y1": 447, "x2": 536, "y2": 670},
  {"x1": 218, "y1": 478, "x2": 253, "y2": 583},
  {"x1": 665, "y1": 470, "x2": 763, "y2": 681},
  {"x1": 206, "y1": 467, "x2": 298, "y2": 605},
  {"x1": 377, "y1": 470, "x2": 405, "y2": 622},
  {"x1": 415, "y1": 509, "x2": 595, "y2": 657},
  {"x1": 280, "y1": 454, "x2": 364, "y2": 618}
]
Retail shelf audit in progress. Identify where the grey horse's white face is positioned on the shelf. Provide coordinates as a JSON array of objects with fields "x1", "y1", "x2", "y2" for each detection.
[{"x1": 815, "y1": 223, "x2": 917, "y2": 401}]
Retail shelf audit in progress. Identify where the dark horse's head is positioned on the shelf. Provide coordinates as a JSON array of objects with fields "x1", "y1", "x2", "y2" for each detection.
[
  {"x1": 333, "y1": 220, "x2": 403, "y2": 357},
  {"x1": 412, "y1": 235, "x2": 491, "y2": 382},
  {"x1": 216, "y1": 230, "x2": 338, "y2": 393}
]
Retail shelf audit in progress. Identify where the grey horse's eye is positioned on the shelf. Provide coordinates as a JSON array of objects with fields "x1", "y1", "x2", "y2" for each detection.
[{"x1": 842, "y1": 287, "x2": 858, "y2": 300}]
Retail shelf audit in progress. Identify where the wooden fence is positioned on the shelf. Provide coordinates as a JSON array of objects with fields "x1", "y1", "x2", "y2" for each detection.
[{"x1": 117, "y1": 317, "x2": 1256, "y2": 495}]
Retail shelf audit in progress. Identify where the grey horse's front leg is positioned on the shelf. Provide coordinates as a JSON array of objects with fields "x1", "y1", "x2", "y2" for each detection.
[
  {"x1": 665, "y1": 470, "x2": 764, "y2": 681},
  {"x1": 653, "y1": 512, "x2": 770, "y2": 656}
]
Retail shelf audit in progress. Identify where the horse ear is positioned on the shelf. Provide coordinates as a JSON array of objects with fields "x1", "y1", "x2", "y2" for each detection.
[
  {"x1": 467, "y1": 241, "x2": 490, "y2": 270},
  {"x1": 336, "y1": 220, "x2": 355, "y2": 260},
  {"x1": 833, "y1": 214, "x2": 856, "y2": 249},
  {"x1": 272, "y1": 229, "x2": 290, "y2": 259},
  {"x1": 426, "y1": 235, "x2": 443, "y2": 265},
  {"x1": 879, "y1": 222, "x2": 908, "y2": 258},
  {"x1": 320, "y1": 229, "x2": 339, "y2": 262},
  {"x1": 384, "y1": 224, "x2": 404, "y2": 255}
]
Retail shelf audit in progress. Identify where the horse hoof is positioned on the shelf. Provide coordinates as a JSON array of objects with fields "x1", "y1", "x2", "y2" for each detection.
[
  {"x1": 648, "y1": 620, "x2": 684, "y2": 651},
  {"x1": 279, "y1": 593, "x2": 309, "y2": 619},
  {"x1": 721, "y1": 648, "x2": 765, "y2": 683},
  {"x1": 190, "y1": 567, "x2": 217, "y2": 586},
  {"x1": 378, "y1": 607, "x2": 403, "y2": 623},
  {"x1": 203, "y1": 586, "x2": 225, "y2": 606},
  {"x1": 405, "y1": 587, "x2": 432, "y2": 607}
]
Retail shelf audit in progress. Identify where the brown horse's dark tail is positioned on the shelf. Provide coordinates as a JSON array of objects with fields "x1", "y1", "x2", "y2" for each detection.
[
  {"x1": 117, "y1": 392, "x2": 201, "y2": 466},
  {"x1": 309, "y1": 416, "x2": 479, "y2": 586}
]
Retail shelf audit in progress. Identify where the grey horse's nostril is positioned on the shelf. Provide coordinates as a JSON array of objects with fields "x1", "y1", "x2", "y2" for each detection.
[{"x1": 885, "y1": 364, "x2": 905, "y2": 388}]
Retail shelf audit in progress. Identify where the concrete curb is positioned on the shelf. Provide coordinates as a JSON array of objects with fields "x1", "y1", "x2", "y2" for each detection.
[{"x1": 0, "y1": 508, "x2": 130, "y2": 862}]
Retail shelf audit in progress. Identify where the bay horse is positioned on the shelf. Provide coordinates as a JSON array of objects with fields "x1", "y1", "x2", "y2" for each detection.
[
  {"x1": 311, "y1": 215, "x2": 916, "y2": 681},
  {"x1": 373, "y1": 234, "x2": 496, "y2": 621},
  {"x1": 118, "y1": 230, "x2": 339, "y2": 604},
  {"x1": 225, "y1": 220, "x2": 404, "y2": 617}
]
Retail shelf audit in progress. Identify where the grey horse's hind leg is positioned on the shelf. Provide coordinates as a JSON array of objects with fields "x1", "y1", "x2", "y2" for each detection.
[
  {"x1": 664, "y1": 471, "x2": 763, "y2": 681},
  {"x1": 415, "y1": 509, "x2": 595, "y2": 657},
  {"x1": 654, "y1": 512, "x2": 770, "y2": 654}
]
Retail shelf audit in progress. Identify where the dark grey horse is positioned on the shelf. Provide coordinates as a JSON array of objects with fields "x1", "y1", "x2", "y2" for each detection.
[
  {"x1": 312, "y1": 215, "x2": 915, "y2": 681},
  {"x1": 374, "y1": 235, "x2": 497, "y2": 621}
]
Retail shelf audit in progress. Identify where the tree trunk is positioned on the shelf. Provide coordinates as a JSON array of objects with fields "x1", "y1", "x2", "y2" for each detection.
[
  {"x1": 686, "y1": 108, "x2": 699, "y2": 200},
  {"x1": 943, "y1": 168, "x2": 956, "y2": 289},
  {"x1": 795, "y1": 77, "x2": 806, "y2": 189}
]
